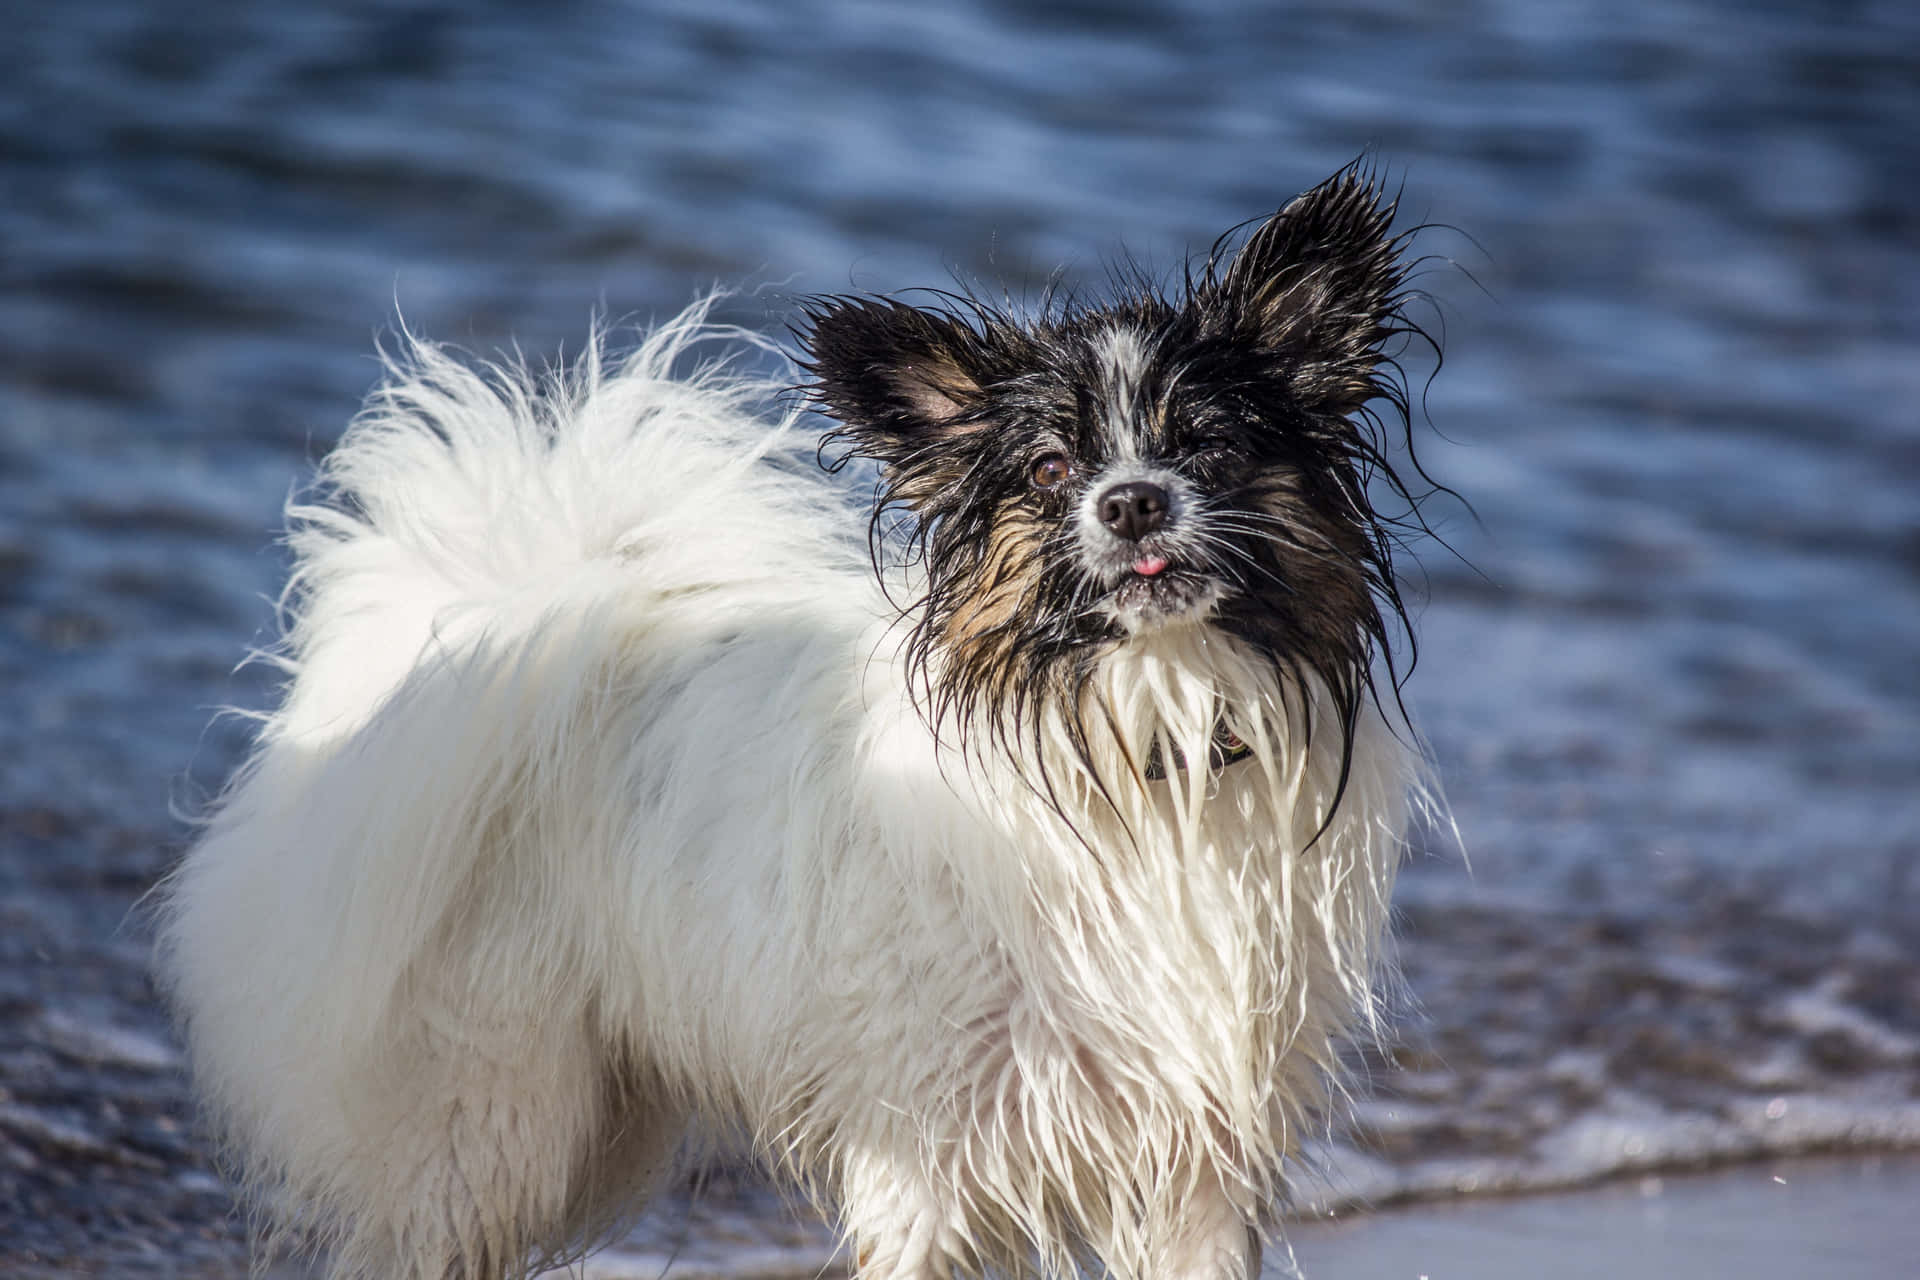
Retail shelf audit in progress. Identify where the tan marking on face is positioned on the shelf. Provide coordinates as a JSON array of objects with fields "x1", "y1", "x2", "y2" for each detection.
[
  {"x1": 887, "y1": 447, "x2": 980, "y2": 510},
  {"x1": 943, "y1": 501, "x2": 1047, "y2": 650}
]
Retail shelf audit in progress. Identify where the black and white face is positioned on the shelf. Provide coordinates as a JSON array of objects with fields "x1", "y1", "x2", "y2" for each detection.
[
  {"x1": 1048, "y1": 323, "x2": 1231, "y2": 635},
  {"x1": 803, "y1": 169, "x2": 1427, "y2": 746}
]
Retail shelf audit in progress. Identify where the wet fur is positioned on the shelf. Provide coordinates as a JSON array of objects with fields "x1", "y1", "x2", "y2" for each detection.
[{"x1": 159, "y1": 169, "x2": 1440, "y2": 1280}]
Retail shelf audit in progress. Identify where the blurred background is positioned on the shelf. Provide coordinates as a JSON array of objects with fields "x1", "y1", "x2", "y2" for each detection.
[{"x1": 2, "y1": 0, "x2": 1916, "y2": 1274}]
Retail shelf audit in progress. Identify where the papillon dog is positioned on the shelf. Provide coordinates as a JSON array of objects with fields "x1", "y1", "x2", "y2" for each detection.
[{"x1": 160, "y1": 167, "x2": 1442, "y2": 1280}]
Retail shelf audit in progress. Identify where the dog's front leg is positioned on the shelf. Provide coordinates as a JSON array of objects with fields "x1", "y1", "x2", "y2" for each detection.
[
  {"x1": 1152, "y1": 1183, "x2": 1264, "y2": 1280},
  {"x1": 837, "y1": 1154, "x2": 971, "y2": 1280}
]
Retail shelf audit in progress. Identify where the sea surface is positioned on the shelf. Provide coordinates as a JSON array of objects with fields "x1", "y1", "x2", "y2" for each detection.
[{"x1": 2, "y1": 0, "x2": 1917, "y2": 1268}]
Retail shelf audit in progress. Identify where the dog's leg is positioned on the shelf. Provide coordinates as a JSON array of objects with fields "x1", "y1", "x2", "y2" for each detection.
[
  {"x1": 1152, "y1": 1183, "x2": 1263, "y2": 1280},
  {"x1": 837, "y1": 1155, "x2": 971, "y2": 1280},
  {"x1": 554, "y1": 1072, "x2": 688, "y2": 1264},
  {"x1": 326, "y1": 1005, "x2": 656, "y2": 1280}
]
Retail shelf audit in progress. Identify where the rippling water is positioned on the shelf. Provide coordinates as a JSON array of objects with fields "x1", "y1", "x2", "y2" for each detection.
[{"x1": 4, "y1": 0, "x2": 1917, "y2": 1250}]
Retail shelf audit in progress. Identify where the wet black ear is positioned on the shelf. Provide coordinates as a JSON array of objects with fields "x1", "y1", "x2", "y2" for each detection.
[
  {"x1": 798, "y1": 297, "x2": 992, "y2": 463},
  {"x1": 1207, "y1": 170, "x2": 1406, "y2": 412}
]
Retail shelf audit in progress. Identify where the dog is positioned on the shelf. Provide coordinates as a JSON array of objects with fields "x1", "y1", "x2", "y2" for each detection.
[{"x1": 159, "y1": 167, "x2": 1439, "y2": 1280}]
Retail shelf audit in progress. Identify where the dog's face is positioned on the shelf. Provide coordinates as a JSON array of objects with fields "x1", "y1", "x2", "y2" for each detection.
[{"x1": 804, "y1": 170, "x2": 1426, "y2": 759}]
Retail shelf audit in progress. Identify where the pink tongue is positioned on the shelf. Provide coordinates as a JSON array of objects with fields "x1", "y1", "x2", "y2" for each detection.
[{"x1": 1133, "y1": 555, "x2": 1169, "y2": 576}]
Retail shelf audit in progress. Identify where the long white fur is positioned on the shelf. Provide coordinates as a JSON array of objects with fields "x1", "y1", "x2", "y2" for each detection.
[{"x1": 159, "y1": 299, "x2": 1419, "y2": 1280}]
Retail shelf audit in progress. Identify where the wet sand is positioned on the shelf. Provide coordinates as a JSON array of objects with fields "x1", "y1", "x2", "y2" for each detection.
[
  {"x1": 1281, "y1": 1155, "x2": 1920, "y2": 1280},
  {"x1": 583, "y1": 1155, "x2": 1920, "y2": 1280}
]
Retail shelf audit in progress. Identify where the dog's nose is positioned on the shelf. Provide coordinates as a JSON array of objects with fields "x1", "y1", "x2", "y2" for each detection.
[{"x1": 1097, "y1": 481, "x2": 1169, "y2": 542}]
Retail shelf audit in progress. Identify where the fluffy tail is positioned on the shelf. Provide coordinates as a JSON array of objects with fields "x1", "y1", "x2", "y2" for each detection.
[{"x1": 156, "y1": 299, "x2": 814, "y2": 1275}]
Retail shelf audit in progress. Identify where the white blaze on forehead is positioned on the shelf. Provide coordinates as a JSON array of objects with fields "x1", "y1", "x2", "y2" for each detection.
[{"x1": 1095, "y1": 323, "x2": 1150, "y2": 459}]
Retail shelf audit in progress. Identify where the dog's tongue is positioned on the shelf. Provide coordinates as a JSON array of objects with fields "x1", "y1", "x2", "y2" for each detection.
[{"x1": 1133, "y1": 555, "x2": 1169, "y2": 576}]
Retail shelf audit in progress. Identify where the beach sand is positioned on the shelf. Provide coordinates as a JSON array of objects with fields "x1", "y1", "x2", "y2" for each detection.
[
  {"x1": 579, "y1": 1155, "x2": 1920, "y2": 1280},
  {"x1": 1281, "y1": 1154, "x2": 1919, "y2": 1280}
]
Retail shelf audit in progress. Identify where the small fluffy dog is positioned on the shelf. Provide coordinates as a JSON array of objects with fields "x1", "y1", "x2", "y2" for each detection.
[{"x1": 160, "y1": 168, "x2": 1439, "y2": 1280}]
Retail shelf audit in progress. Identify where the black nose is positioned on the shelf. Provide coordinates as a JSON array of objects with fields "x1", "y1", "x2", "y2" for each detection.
[{"x1": 1097, "y1": 481, "x2": 1169, "y2": 542}]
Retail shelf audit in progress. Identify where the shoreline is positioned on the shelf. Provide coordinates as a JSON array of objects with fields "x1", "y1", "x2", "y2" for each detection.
[
  {"x1": 1281, "y1": 1152, "x2": 1920, "y2": 1279},
  {"x1": 579, "y1": 1153, "x2": 1920, "y2": 1279}
]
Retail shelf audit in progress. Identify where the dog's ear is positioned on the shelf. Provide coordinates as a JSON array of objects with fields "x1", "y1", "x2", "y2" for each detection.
[
  {"x1": 799, "y1": 298, "x2": 993, "y2": 464},
  {"x1": 1206, "y1": 171, "x2": 1405, "y2": 413}
]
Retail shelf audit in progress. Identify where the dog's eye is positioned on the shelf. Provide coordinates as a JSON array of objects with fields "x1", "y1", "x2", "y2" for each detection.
[{"x1": 1029, "y1": 454, "x2": 1072, "y2": 490}]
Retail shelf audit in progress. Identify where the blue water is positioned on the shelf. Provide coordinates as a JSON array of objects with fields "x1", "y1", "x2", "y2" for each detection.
[{"x1": 3, "y1": 0, "x2": 1917, "y2": 1217}]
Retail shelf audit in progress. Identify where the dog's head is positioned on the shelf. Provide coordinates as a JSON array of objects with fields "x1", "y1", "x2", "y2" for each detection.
[{"x1": 802, "y1": 168, "x2": 1433, "y2": 773}]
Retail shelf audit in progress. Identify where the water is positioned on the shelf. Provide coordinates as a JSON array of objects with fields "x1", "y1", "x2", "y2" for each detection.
[{"x1": 3, "y1": 0, "x2": 1917, "y2": 1256}]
